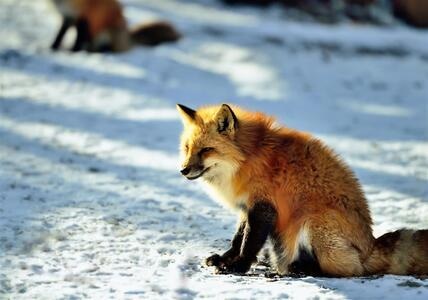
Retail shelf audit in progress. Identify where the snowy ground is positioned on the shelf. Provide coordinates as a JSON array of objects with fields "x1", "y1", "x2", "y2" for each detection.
[{"x1": 0, "y1": 0, "x2": 428, "y2": 299}]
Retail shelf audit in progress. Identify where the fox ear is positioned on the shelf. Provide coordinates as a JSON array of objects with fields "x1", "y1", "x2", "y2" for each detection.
[
  {"x1": 215, "y1": 104, "x2": 238, "y2": 135},
  {"x1": 176, "y1": 104, "x2": 198, "y2": 125}
]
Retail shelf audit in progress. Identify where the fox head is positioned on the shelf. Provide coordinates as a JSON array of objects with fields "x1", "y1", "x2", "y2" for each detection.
[{"x1": 176, "y1": 104, "x2": 244, "y2": 181}]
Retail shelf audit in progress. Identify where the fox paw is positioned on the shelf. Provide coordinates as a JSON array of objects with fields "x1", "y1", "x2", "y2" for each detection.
[
  {"x1": 205, "y1": 254, "x2": 222, "y2": 267},
  {"x1": 205, "y1": 253, "x2": 237, "y2": 267},
  {"x1": 215, "y1": 257, "x2": 251, "y2": 274}
]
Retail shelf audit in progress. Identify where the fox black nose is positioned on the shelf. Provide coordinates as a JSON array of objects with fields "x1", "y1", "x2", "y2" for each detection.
[{"x1": 180, "y1": 167, "x2": 191, "y2": 176}]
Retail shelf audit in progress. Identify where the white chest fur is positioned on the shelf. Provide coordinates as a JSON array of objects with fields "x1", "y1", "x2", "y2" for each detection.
[
  {"x1": 202, "y1": 179, "x2": 248, "y2": 211},
  {"x1": 201, "y1": 161, "x2": 248, "y2": 211},
  {"x1": 203, "y1": 159, "x2": 248, "y2": 210}
]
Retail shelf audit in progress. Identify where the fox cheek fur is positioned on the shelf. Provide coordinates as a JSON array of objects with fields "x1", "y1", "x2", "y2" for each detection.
[{"x1": 176, "y1": 103, "x2": 428, "y2": 277}]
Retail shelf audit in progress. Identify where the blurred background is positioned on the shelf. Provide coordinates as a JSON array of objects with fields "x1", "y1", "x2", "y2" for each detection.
[{"x1": 0, "y1": 0, "x2": 427, "y2": 299}]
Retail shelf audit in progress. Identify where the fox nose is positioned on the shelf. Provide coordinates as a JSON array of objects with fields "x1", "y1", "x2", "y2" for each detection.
[{"x1": 180, "y1": 167, "x2": 191, "y2": 176}]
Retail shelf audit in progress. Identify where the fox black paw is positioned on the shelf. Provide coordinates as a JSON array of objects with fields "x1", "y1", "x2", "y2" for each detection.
[
  {"x1": 205, "y1": 254, "x2": 222, "y2": 267},
  {"x1": 215, "y1": 257, "x2": 252, "y2": 274}
]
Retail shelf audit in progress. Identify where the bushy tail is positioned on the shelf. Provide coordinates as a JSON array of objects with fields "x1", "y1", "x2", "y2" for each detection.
[
  {"x1": 129, "y1": 21, "x2": 181, "y2": 46},
  {"x1": 364, "y1": 229, "x2": 428, "y2": 276},
  {"x1": 393, "y1": 0, "x2": 428, "y2": 28}
]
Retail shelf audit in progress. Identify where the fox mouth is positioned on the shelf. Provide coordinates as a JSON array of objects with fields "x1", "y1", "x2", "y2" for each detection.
[{"x1": 186, "y1": 167, "x2": 210, "y2": 180}]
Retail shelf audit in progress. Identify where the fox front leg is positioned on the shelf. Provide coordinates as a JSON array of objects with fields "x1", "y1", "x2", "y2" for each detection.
[
  {"x1": 71, "y1": 18, "x2": 90, "y2": 52},
  {"x1": 51, "y1": 16, "x2": 74, "y2": 50},
  {"x1": 216, "y1": 202, "x2": 277, "y2": 274},
  {"x1": 205, "y1": 221, "x2": 246, "y2": 268}
]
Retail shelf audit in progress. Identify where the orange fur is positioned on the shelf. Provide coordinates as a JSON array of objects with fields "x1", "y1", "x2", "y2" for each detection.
[
  {"x1": 177, "y1": 103, "x2": 428, "y2": 277},
  {"x1": 69, "y1": 0, "x2": 127, "y2": 38}
]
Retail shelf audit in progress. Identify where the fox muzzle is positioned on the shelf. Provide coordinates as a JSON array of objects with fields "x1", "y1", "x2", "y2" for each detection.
[{"x1": 180, "y1": 164, "x2": 209, "y2": 180}]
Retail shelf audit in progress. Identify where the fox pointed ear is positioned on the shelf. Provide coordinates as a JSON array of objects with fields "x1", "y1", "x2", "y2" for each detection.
[
  {"x1": 176, "y1": 104, "x2": 198, "y2": 125},
  {"x1": 215, "y1": 104, "x2": 238, "y2": 135}
]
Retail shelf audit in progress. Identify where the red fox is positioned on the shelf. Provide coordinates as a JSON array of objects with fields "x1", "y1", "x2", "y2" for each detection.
[
  {"x1": 177, "y1": 103, "x2": 428, "y2": 277},
  {"x1": 50, "y1": 0, "x2": 181, "y2": 52}
]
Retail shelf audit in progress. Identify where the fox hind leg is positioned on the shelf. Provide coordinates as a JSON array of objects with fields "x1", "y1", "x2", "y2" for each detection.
[
  {"x1": 288, "y1": 247, "x2": 322, "y2": 276},
  {"x1": 269, "y1": 229, "x2": 322, "y2": 277},
  {"x1": 311, "y1": 224, "x2": 365, "y2": 277}
]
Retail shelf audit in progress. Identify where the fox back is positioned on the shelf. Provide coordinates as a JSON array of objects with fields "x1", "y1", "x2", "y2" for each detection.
[{"x1": 51, "y1": 0, "x2": 127, "y2": 36}]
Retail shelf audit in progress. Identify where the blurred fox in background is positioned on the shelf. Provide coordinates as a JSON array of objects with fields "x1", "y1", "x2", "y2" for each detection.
[{"x1": 50, "y1": 0, "x2": 181, "y2": 52}]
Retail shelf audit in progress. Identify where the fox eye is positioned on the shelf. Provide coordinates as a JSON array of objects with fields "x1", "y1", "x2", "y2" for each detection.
[
  {"x1": 199, "y1": 147, "x2": 214, "y2": 155},
  {"x1": 184, "y1": 144, "x2": 189, "y2": 152}
]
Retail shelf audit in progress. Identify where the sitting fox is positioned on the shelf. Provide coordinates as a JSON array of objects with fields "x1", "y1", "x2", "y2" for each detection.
[
  {"x1": 50, "y1": 0, "x2": 181, "y2": 52},
  {"x1": 177, "y1": 103, "x2": 428, "y2": 277}
]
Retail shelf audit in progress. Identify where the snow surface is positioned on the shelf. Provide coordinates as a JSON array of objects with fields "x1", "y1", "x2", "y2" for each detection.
[{"x1": 1, "y1": 0, "x2": 428, "y2": 299}]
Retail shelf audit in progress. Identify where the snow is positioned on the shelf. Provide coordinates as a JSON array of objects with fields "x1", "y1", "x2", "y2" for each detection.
[{"x1": 1, "y1": 0, "x2": 427, "y2": 299}]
